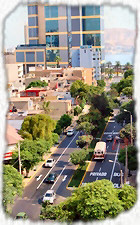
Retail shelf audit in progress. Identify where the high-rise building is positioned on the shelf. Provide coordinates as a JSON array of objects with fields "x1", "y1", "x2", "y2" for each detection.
[{"x1": 15, "y1": 3, "x2": 104, "y2": 78}]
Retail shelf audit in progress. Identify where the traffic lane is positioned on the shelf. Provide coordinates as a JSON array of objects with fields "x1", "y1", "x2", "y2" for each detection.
[
  {"x1": 27, "y1": 133, "x2": 79, "y2": 202},
  {"x1": 23, "y1": 131, "x2": 79, "y2": 198}
]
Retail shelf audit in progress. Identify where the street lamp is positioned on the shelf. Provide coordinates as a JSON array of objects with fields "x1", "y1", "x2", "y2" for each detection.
[
  {"x1": 123, "y1": 109, "x2": 133, "y2": 145},
  {"x1": 109, "y1": 160, "x2": 123, "y2": 188}
]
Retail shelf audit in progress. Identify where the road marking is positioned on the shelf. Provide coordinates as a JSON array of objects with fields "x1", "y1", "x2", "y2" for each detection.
[
  {"x1": 36, "y1": 174, "x2": 42, "y2": 181},
  {"x1": 62, "y1": 175, "x2": 67, "y2": 182},
  {"x1": 99, "y1": 167, "x2": 101, "y2": 172},
  {"x1": 96, "y1": 177, "x2": 98, "y2": 180},
  {"x1": 114, "y1": 183, "x2": 120, "y2": 188},
  {"x1": 104, "y1": 132, "x2": 119, "y2": 135},
  {"x1": 36, "y1": 131, "x2": 79, "y2": 189},
  {"x1": 90, "y1": 172, "x2": 107, "y2": 177},
  {"x1": 114, "y1": 126, "x2": 116, "y2": 128},
  {"x1": 110, "y1": 142, "x2": 120, "y2": 182},
  {"x1": 107, "y1": 146, "x2": 109, "y2": 149},
  {"x1": 51, "y1": 166, "x2": 66, "y2": 190},
  {"x1": 113, "y1": 172, "x2": 124, "y2": 177}
]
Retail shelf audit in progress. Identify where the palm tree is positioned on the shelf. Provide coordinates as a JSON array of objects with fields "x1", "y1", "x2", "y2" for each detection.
[
  {"x1": 55, "y1": 56, "x2": 62, "y2": 68},
  {"x1": 124, "y1": 62, "x2": 132, "y2": 71},
  {"x1": 106, "y1": 61, "x2": 112, "y2": 76},
  {"x1": 115, "y1": 61, "x2": 121, "y2": 76},
  {"x1": 42, "y1": 101, "x2": 51, "y2": 114}
]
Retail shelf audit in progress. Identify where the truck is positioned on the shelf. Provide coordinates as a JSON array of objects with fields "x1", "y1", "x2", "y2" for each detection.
[{"x1": 93, "y1": 141, "x2": 106, "y2": 160}]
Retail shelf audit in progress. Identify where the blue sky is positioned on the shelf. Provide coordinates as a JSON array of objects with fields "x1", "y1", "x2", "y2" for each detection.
[{"x1": 4, "y1": 4, "x2": 136, "y2": 49}]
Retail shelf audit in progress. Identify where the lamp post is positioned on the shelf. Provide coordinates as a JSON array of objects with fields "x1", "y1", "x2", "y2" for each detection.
[
  {"x1": 123, "y1": 109, "x2": 133, "y2": 145},
  {"x1": 109, "y1": 160, "x2": 123, "y2": 188}
]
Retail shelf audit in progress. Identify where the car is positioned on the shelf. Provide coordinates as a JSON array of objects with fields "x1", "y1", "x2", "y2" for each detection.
[
  {"x1": 15, "y1": 212, "x2": 28, "y2": 219},
  {"x1": 42, "y1": 190, "x2": 56, "y2": 204},
  {"x1": 67, "y1": 129, "x2": 74, "y2": 136},
  {"x1": 44, "y1": 158, "x2": 55, "y2": 168},
  {"x1": 45, "y1": 173, "x2": 57, "y2": 183},
  {"x1": 106, "y1": 134, "x2": 113, "y2": 141}
]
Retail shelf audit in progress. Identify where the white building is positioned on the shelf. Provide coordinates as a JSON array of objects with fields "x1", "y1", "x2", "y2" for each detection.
[{"x1": 71, "y1": 46, "x2": 102, "y2": 80}]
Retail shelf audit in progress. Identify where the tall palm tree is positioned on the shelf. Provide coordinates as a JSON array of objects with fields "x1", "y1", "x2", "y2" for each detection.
[
  {"x1": 106, "y1": 61, "x2": 112, "y2": 76},
  {"x1": 115, "y1": 61, "x2": 121, "y2": 76},
  {"x1": 55, "y1": 56, "x2": 62, "y2": 68}
]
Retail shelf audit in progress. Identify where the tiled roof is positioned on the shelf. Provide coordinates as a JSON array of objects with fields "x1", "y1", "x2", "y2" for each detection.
[{"x1": 6, "y1": 124, "x2": 23, "y2": 145}]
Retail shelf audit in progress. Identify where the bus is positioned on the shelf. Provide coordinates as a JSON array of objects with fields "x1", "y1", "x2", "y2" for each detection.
[{"x1": 93, "y1": 141, "x2": 106, "y2": 160}]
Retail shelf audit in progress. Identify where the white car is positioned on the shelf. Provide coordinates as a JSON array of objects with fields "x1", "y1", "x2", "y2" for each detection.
[
  {"x1": 44, "y1": 159, "x2": 55, "y2": 168},
  {"x1": 67, "y1": 129, "x2": 74, "y2": 137},
  {"x1": 42, "y1": 190, "x2": 56, "y2": 204}
]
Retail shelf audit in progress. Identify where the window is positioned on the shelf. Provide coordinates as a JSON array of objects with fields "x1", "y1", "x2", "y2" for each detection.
[
  {"x1": 28, "y1": 17, "x2": 38, "y2": 26},
  {"x1": 36, "y1": 52, "x2": 44, "y2": 62},
  {"x1": 45, "y1": 20, "x2": 58, "y2": 33},
  {"x1": 29, "y1": 39, "x2": 39, "y2": 45},
  {"x1": 46, "y1": 49, "x2": 60, "y2": 62},
  {"x1": 82, "y1": 6, "x2": 100, "y2": 16},
  {"x1": 84, "y1": 50, "x2": 86, "y2": 53},
  {"x1": 82, "y1": 18, "x2": 100, "y2": 31},
  {"x1": 29, "y1": 28, "x2": 38, "y2": 37},
  {"x1": 83, "y1": 34, "x2": 101, "y2": 46},
  {"x1": 28, "y1": 5, "x2": 38, "y2": 15},
  {"x1": 46, "y1": 35, "x2": 59, "y2": 47},
  {"x1": 45, "y1": 6, "x2": 58, "y2": 18},
  {"x1": 26, "y1": 52, "x2": 35, "y2": 62},
  {"x1": 93, "y1": 58, "x2": 96, "y2": 60},
  {"x1": 16, "y1": 52, "x2": 24, "y2": 62}
]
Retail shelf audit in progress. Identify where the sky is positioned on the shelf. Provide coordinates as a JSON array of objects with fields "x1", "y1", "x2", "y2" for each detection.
[{"x1": 4, "y1": 4, "x2": 136, "y2": 50}]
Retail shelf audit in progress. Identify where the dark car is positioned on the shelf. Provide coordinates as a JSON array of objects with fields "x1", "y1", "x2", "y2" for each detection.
[
  {"x1": 106, "y1": 134, "x2": 113, "y2": 141},
  {"x1": 45, "y1": 173, "x2": 57, "y2": 183}
]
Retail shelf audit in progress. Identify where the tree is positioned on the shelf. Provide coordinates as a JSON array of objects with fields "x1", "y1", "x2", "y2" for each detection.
[
  {"x1": 58, "y1": 114, "x2": 72, "y2": 131},
  {"x1": 74, "y1": 106, "x2": 82, "y2": 116},
  {"x1": 116, "y1": 75, "x2": 133, "y2": 94},
  {"x1": 76, "y1": 135, "x2": 93, "y2": 148},
  {"x1": 70, "y1": 149, "x2": 87, "y2": 167},
  {"x1": 119, "y1": 123, "x2": 136, "y2": 142},
  {"x1": 77, "y1": 122, "x2": 95, "y2": 135},
  {"x1": 42, "y1": 101, "x2": 51, "y2": 114},
  {"x1": 26, "y1": 80, "x2": 48, "y2": 89},
  {"x1": 54, "y1": 122, "x2": 62, "y2": 135},
  {"x1": 52, "y1": 133, "x2": 59, "y2": 144},
  {"x1": 55, "y1": 56, "x2": 62, "y2": 68},
  {"x1": 114, "y1": 61, "x2": 121, "y2": 76},
  {"x1": 122, "y1": 87, "x2": 133, "y2": 98},
  {"x1": 116, "y1": 100, "x2": 135, "y2": 124},
  {"x1": 12, "y1": 139, "x2": 51, "y2": 177},
  {"x1": 97, "y1": 79, "x2": 106, "y2": 88},
  {"x1": 124, "y1": 63, "x2": 132, "y2": 71},
  {"x1": 124, "y1": 69, "x2": 133, "y2": 79},
  {"x1": 117, "y1": 184, "x2": 137, "y2": 210},
  {"x1": 118, "y1": 145, "x2": 138, "y2": 171},
  {"x1": 70, "y1": 80, "x2": 89, "y2": 102},
  {"x1": 19, "y1": 114, "x2": 56, "y2": 141},
  {"x1": 3, "y1": 165, "x2": 23, "y2": 213},
  {"x1": 40, "y1": 179, "x2": 136, "y2": 222}
]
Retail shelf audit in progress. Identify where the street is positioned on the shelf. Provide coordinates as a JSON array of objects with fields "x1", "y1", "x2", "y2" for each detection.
[{"x1": 11, "y1": 109, "x2": 123, "y2": 220}]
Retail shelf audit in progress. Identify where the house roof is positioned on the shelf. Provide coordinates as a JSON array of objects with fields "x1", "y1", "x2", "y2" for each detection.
[{"x1": 6, "y1": 124, "x2": 23, "y2": 145}]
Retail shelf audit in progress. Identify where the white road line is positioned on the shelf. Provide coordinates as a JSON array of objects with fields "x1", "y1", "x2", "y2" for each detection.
[
  {"x1": 51, "y1": 166, "x2": 66, "y2": 190},
  {"x1": 99, "y1": 167, "x2": 101, "y2": 172},
  {"x1": 114, "y1": 126, "x2": 115, "y2": 128},
  {"x1": 62, "y1": 175, "x2": 67, "y2": 182},
  {"x1": 107, "y1": 146, "x2": 109, "y2": 149},
  {"x1": 110, "y1": 142, "x2": 120, "y2": 182},
  {"x1": 96, "y1": 177, "x2": 98, "y2": 180},
  {"x1": 36, "y1": 131, "x2": 79, "y2": 189}
]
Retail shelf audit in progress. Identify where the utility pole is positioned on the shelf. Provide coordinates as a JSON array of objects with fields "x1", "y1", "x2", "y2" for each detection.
[
  {"x1": 120, "y1": 169, "x2": 123, "y2": 188},
  {"x1": 18, "y1": 142, "x2": 22, "y2": 175},
  {"x1": 124, "y1": 145, "x2": 128, "y2": 183},
  {"x1": 130, "y1": 114, "x2": 133, "y2": 145}
]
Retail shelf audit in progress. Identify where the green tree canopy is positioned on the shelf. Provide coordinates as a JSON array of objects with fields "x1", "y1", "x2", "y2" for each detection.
[
  {"x1": 42, "y1": 101, "x2": 51, "y2": 114},
  {"x1": 3, "y1": 165, "x2": 23, "y2": 213},
  {"x1": 70, "y1": 148, "x2": 87, "y2": 167},
  {"x1": 119, "y1": 123, "x2": 136, "y2": 142},
  {"x1": 77, "y1": 122, "x2": 95, "y2": 135},
  {"x1": 40, "y1": 179, "x2": 136, "y2": 222},
  {"x1": 55, "y1": 56, "x2": 62, "y2": 68},
  {"x1": 97, "y1": 79, "x2": 106, "y2": 88},
  {"x1": 76, "y1": 135, "x2": 93, "y2": 148},
  {"x1": 70, "y1": 80, "x2": 90, "y2": 101},
  {"x1": 118, "y1": 145, "x2": 138, "y2": 171},
  {"x1": 19, "y1": 114, "x2": 56, "y2": 140},
  {"x1": 26, "y1": 80, "x2": 48, "y2": 89},
  {"x1": 116, "y1": 100, "x2": 135, "y2": 124},
  {"x1": 124, "y1": 69, "x2": 133, "y2": 79},
  {"x1": 74, "y1": 106, "x2": 82, "y2": 116},
  {"x1": 116, "y1": 76, "x2": 133, "y2": 94},
  {"x1": 12, "y1": 139, "x2": 51, "y2": 177},
  {"x1": 122, "y1": 87, "x2": 133, "y2": 98},
  {"x1": 58, "y1": 114, "x2": 72, "y2": 131}
]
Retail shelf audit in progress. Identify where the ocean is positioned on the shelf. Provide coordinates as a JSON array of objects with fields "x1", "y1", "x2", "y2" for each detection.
[{"x1": 105, "y1": 53, "x2": 135, "y2": 65}]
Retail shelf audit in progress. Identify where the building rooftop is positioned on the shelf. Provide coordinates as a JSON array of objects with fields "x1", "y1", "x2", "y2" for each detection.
[{"x1": 6, "y1": 124, "x2": 23, "y2": 145}]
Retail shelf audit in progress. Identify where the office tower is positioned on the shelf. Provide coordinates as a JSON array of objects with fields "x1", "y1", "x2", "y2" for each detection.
[{"x1": 15, "y1": 2, "x2": 104, "y2": 78}]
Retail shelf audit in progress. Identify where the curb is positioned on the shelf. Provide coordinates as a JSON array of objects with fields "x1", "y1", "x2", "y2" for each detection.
[
  {"x1": 66, "y1": 165, "x2": 78, "y2": 190},
  {"x1": 23, "y1": 135, "x2": 66, "y2": 187}
]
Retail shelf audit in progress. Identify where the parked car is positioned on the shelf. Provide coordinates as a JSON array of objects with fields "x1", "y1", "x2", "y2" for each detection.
[
  {"x1": 15, "y1": 212, "x2": 28, "y2": 219},
  {"x1": 42, "y1": 190, "x2": 56, "y2": 204},
  {"x1": 44, "y1": 158, "x2": 55, "y2": 168},
  {"x1": 45, "y1": 173, "x2": 57, "y2": 183},
  {"x1": 106, "y1": 134, "x2": 113, "y2": 141},
  {"x1": 67, "y1": 129, "x2": 74, "y2": 136}
]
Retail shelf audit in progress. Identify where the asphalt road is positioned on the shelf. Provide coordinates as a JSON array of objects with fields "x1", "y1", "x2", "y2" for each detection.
[
  {"x1": 83, "y1": 109, "x2": 124, "y2": 188},
  {"x1": 11, "y1": 130, "x2": 80, "y2": 220},
  {"x1": 11, "y1": 109, "x2": 124, "y2": 221}
]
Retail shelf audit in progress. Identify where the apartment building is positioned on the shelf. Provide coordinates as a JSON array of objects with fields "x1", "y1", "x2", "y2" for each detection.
[{"x1": 15, "y1": 3, "x2": 104, "y2": 80}]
